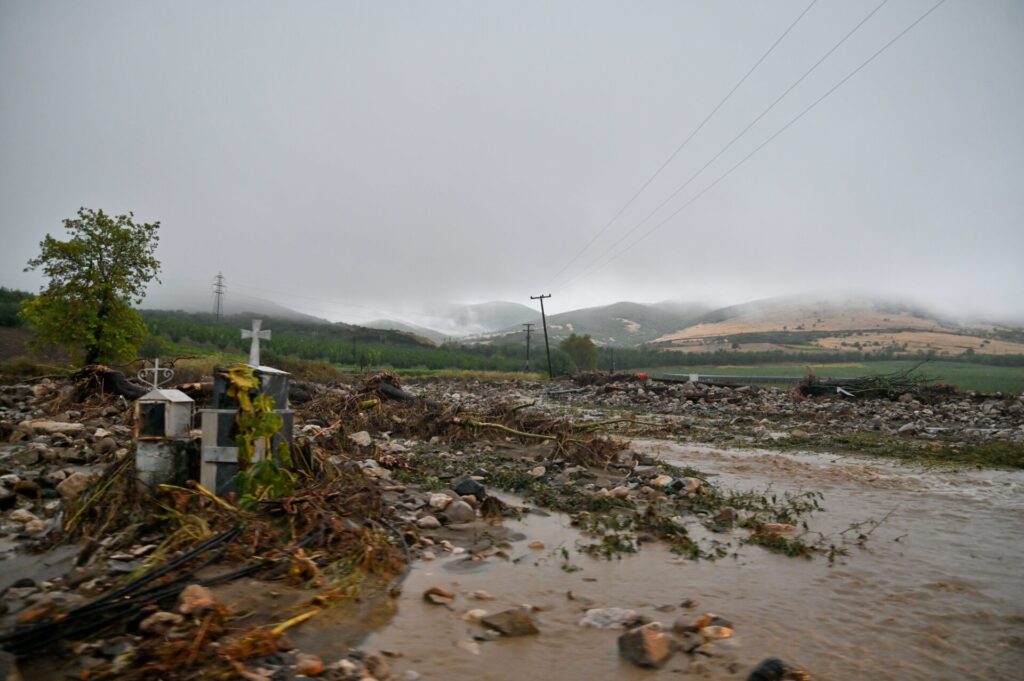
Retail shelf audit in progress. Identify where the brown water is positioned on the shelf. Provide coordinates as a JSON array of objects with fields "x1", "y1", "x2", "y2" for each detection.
[{"x1": 363, "y1": 443, "x2": 1024, "y2": 681}]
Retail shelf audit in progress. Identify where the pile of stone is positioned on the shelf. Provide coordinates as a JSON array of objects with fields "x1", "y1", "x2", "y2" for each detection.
[{"x1": 1, "y1": 381, "x2": 133, "y2": 548}]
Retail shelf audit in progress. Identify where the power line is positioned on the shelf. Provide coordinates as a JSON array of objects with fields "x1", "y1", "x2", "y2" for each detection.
[
  {"x1": 212, "y1": 272, "x2": 226, "y2": 321},
  {"x1": 559, "y1": 0, "x2": 893, "y2": 288},
  {"x1": 522, "y1": 322, "x2": 535, "y2": 368},
  {"x1": 530, "y1": 295, "x2": 554, "y2": 378},
  {"x1": 548, "y1": 0, "x2": 819, "y2": 287},
  {"x1": 563, "y1": 0, "x2": 949, "y2": 286}
]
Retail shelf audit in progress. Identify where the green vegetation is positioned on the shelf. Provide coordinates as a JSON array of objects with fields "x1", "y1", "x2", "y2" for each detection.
[
  {"x1": 0, "y1": 288, "x2": 32, "y2": 327},
  {"x1": 20, "y1": 208, "x2": 161, "y2": 363},
  {"x1": 766, "y1": 431, "x2": 1024, "y2": 469},
  {"x1": 559, "y1": 334, "x2": 598, "y2": 371},
  {"x1": 6, "y1": 283, "x2": 1022, "y2": 390},
  {"x1": 141, "y1": 309, "x2": 534, "y2": 373},
  {"x1": 642, "y1": 360, "x2": 1024, "y2": 394},
  {"x1": 225, "y1": 364, "x2": 296, "y2": 506}
]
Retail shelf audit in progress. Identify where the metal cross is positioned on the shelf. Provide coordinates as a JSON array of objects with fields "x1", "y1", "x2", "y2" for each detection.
[
  {"x1": 241, "y1": 319, "x2": 271, "y2": 366},
  {"x1": 137, "y1": 358, "x2": 174, "y2": 389}
]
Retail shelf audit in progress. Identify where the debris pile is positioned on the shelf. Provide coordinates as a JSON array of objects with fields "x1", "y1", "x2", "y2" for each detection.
[{"x1": 1, "y1": 367, "x2": 1019, "y2": 678}]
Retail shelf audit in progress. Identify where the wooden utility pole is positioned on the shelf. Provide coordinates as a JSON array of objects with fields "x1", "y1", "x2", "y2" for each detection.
[
  {"x1": 522, "y1": 323, "x2": 535, "y2": 369},
  {"x1": 530, "y1": 294, "x2": 553, "y2": 378}
]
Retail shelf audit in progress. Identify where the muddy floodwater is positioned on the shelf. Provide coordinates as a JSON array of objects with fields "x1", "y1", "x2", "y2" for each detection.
[{"x1": 364, "y1": 443, "x2": 1024, "y2": 680}]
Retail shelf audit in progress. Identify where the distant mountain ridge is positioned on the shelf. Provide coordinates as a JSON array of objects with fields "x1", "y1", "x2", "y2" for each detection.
[
  {"x1": 471, "y1": 300, "x2": 711, "y2": 346},
  {"x1": 650, "y1": 295, "x2": 1024, "y2": 357},
  {"x1": 139, "y1": 287, "x2": 1024, "y2": 357},
  {"x1": 363, "y1": 319, "x2": 447, "y2": 345}
]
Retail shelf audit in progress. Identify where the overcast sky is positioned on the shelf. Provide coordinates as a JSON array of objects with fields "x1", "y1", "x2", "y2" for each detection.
[{"x1": 1, "y1": 0, "x2": 1022, "y2": 324}]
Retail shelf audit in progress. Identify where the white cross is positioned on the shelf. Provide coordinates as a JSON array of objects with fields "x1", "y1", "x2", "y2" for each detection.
[
  {"x1": 241, "y1": 319, "x2": 271, "y2": 366},
  {"x1": 137, "y1": 358, "x2": 174, "y2": 389}
]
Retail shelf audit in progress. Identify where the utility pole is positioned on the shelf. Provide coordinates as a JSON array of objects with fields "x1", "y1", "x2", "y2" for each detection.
[
  {"x1": 212, "y1": 272, "x2": 226, "y2": 321},
  {"x1": 530, "y1": 294, "x2": 553, "y2": 378},
  {"x1": 522, "y1": 323, "x2": 535, "y2": 369}
]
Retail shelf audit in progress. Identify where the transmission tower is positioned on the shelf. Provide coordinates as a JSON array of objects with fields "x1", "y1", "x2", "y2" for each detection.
[{"x1": 212, "y1": 272, "x2": 226, "y2": 321}]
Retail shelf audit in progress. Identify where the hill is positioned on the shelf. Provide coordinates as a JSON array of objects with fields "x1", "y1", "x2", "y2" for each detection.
[
  {"x1": 651, "y1": 296, "x2": 1024, "y2": 357},
  {"x1": 362, "y1": 319, "x2": 446, "y2": 345},
  {"x1": 475, "y1": 300, "x2": 710, "y2": 347},
  {"x1": 141, "y1": 309, "x2": 436, "y2": 351}
]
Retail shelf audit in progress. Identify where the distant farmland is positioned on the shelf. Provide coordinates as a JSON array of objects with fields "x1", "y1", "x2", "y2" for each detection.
[{"x1": 645, "y1": 360, "x2": 1024, "y2": 394}]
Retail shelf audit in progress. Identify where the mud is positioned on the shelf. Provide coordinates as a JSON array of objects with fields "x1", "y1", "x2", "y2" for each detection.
[{"x1": 364, "y1": 444, "x2": 1024, "y2": 680}]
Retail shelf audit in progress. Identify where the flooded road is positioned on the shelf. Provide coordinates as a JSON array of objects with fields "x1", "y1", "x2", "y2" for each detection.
[{"x1": 366, "y1": 443, "x2": 1024, "y2": 680}]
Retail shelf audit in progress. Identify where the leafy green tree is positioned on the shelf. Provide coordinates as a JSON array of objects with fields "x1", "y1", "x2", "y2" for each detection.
[
  {"x1": 559, "y1": 333, "x2": 597, "y2": 372},
  {"x1": 21, "y1": 208, "x2": 161, "y2": 364}
]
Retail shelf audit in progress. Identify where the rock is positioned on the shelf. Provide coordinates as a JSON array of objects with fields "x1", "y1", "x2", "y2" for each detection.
[
  {"x1": 618, "y1": 623, "x2": 675, "y2": 668},
  {"x1": 295, "y1": 652, "x2": 324, "y2": 677},
  {"x1": 178, "y1": 584, "x2": 216, "y2": 614},
  {"x1": 364, "y1": 654, "x2": 389, "y2": 680},
  {"x1": 9, "y1": 509, "x2": 37, "y2": 523},
  {"x1": 416, "y1": 515, "x2": 441, "y2": 529},
  {"x1": 760, "y1": 523, "x2": 797, "y2": 534},
  {"x1": 469, "y1": 590, "x2": 495, "y2": 600},
  {"x1": 677, "y1": 477, "x2": 701, "y2": 495},
  {"x1": 481, "y1": 608, "x2": 539, "y2": 636},
  {"x1": 427, "y1": 493, "x2": 452, "y2": 510},
  {"x1": 444, "y1": 500, "x2": 476, "y2": 524},
  {"x1": 651, "y1": 474, "x2": 674, "y2": 488},
  {"x1": 609, "y1": 485, "x2": 632, "y2": 498},
  {"x1": 358, "y1": 460, "x2": 390, "y2": 478},
  {"x1": 714, "y1": 507, "x2": 737, "y2": 524},
  {"x1": 56, "y1": 472, "x2": 93, "y2": 500},
  {"x1": 12, "y1": 480, "x2": 41, "y2": 498},
  {"x1": 453, "y1": 477, "x2": 486, "y2": 500},
  {"x1": 674, "y1": 613, "x2": 732, "y2": 634},
  {"x1": 528, "y1": 466, "x2": 546, "y2": 478},
  {"x1": 578, "y1": 607, "x2": 646, "y2": 629},
  {"x1": 462, "y1": 609, "x2": 488, "y2": 622},
  {"x1": 44, "y1": 469, "x2": 67, "y2": 485},
  {"x1": 747, "y1": 657, "x2": 811, "y2": 680},
  {"x1": 139, "y1": 611, "x2": 184, "y2": 634},
  {"x1": 20, "y1": 420, "x2": 85, "y2": 437},
  {"x1": 457, "y1": 638, "x2": 481, "y2": 655},
  {"x1": 423, "y1": 587, "x2": 455, "y2": 605},
  {"x1": 93, "y1": 437, "x2": 118, "y2": 455},
  {"x1": 699, "y1": 625, "x2": 734, "y2": 640},
  {"x1": 528, "y1": 540, "x2": 545, "y2": 550},
  {"x1": 348, "y1": 431, "x2": 372, "y2": 447},
  {"x1": 334, "y1": 659, "x2": 359, "y2": 676},
  {"x1": 897, "y1": 422, "x2": 918, "y2": 435},
  {"x1": 24, "y1": 519, "x2": 49, "y2": 534},
  {"x1": 2, "y1": 448, "x2": 40, "y2": 467}
]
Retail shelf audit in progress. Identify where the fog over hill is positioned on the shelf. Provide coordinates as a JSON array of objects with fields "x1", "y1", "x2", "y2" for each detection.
[{"x1": 139, "y1": 285, "x2": 1023, "y2": 355}]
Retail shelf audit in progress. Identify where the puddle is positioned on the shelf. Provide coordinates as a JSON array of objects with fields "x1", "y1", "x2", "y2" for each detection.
[{"x1": 362, "y1": 443, "x2": 1024, "y2": 680}]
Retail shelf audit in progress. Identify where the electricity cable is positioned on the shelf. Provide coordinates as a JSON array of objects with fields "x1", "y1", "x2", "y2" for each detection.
[
  {"x1": 560, "y1": 0, "x2": 948, "y2": 287},
  {"x1": 559, "y1": 0, "x2": 893, "y2": 288},
  {"x1": 548, "y1": 0, "x2": 819, "y2": 286}
]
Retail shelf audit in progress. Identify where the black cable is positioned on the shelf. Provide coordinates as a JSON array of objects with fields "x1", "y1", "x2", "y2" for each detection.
[
  {"x1": 564, "y1": 0, "x2": 949, "y2": 285},
  {"x1": 548, "y1": 0, "x2": 819, "y2": 286},
  {"x1": 560, "y1": 0, "x2": 893, "y2": 288}
]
